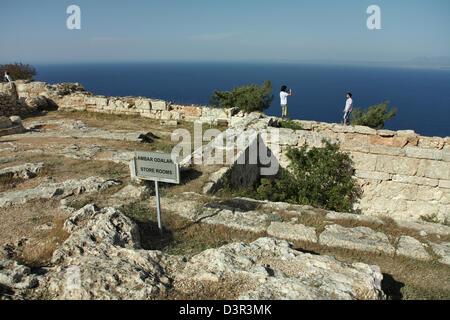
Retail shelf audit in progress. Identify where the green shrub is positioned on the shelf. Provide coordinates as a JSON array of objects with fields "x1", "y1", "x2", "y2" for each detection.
[
  {"x1": 279, "y1": 117, "x2": 303, "y2": 130},
  {"x1": 0, "y1": 63, "x2": 37, "y2": 81},
  {"x1": 226, "y1": 141, "x2": 361, "y2": 213},
  {"x1": 209, "y1": 80, "x2": 274, "y2": 113},
  {"x1": 350, "y1": 101, "x2": 397, "y2": 129}
]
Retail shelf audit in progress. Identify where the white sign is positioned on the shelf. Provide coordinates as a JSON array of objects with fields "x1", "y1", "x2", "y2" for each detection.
[{"x1": 133, "y1": 151, "x2": 180, "y2": 184}]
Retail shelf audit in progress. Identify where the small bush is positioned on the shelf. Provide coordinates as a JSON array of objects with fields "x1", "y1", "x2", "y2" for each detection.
[
  {"x1": 0, "y1": 63, "x2": 37, "y2": 81},
  {"x1": 279, "y1": 117, "x2": 303, "y2": 130},
  {"x1": 350, "y1": 101, "x2": 397, "y2": 129},
  {"x1": 226, "y1": 141, "x2": 361, "y2": 213},
  {"x1": 209, "y1": 80, "x2": 274, "y2": 113}
]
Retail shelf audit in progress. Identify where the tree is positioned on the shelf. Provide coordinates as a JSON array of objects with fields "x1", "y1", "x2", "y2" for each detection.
[
  {"x1": 209, "y1": 80, "x2": 274, "y2": 113},
  {"x1": 350, "y1": 101, "x2": 397, "y2": 129},
  {"x1": 0, "y1": 63, "x2": 37, "y2": 81}
]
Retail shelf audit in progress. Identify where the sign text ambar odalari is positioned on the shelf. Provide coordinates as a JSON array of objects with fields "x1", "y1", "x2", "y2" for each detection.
[{"x1": 134, "y1": 151, "x2": 180, "y2": 184}]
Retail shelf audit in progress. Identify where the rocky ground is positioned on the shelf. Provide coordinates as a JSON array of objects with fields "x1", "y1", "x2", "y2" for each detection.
[{"x1": 0, "y1": 110, "x2": 449, "y2": 300}]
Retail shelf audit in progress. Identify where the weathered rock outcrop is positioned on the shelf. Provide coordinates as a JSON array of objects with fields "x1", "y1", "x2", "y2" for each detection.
[
  {"x1": 0, "y1": 115, "x2": 25, "y2": 137},
  {"x1": 174, "y1": 237, "x2": 385, "y2": 300},
  {"x1": 1, "y1": 204, "x2": 390, "y2": 300},
  {"x1": 319, "y1": 225, "x2": 396, "y2": 257},
  {"x1": 43, "y1": 205, "x2": 176, "y2": 300},
  {"x1": 0, "y1": 176, "x2": 120, "y2": 208},
  {"x1": 0, "y1": 247, "x2": 38, "y2": 300},
  {"x1": 0, "y1": 163, "x2": 44, "y2": 180}
]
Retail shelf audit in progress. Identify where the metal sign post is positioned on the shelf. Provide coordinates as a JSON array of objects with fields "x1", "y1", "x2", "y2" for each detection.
[
  {"x1": 132, "y1": 150, "x2": 180, "y2": 235},
  {"x1": 154, "y1": 180, "x2": 162, "y2": 235}
]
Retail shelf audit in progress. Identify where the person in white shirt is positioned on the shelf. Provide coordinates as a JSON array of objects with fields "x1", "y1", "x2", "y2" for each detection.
[
  {"x1": 343, "y1": 92, "x2": 353, "y2": 126},
  {"x1": 280, "y1": 85, "x2": 292, "y2": 119},
  {"x1": 4, "y1": 72, "x2": 13, "y2": 82}
]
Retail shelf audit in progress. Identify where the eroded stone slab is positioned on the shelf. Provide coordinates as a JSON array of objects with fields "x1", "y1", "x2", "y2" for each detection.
[
  {"x1": 325, "y1": 212, "x2": 384, "y2": 225},
  {"x1": 267, "y1": 222, "x2": 317, "y2": 243},
  {"x1": 319, "y1": 225, "x2": 395, "y2": 256},
  {"x1": 430, "y1": 242, "x2": 450, "y2": 266},
  {"x1": 0, "y1": 163, "x2": 44, "y2": 179},
  {"x1": 0, "y1": 176, "x2": 120, "y2": 208},
  {"x1": 396, "y1": 236, "x2": 431, "y2": 261},
  {"x1": 394, "y1": 219, "x2": 450, "y2": 236},
  {"x1": 175, "y1": 238, "x2": 385, "y2": 300}
]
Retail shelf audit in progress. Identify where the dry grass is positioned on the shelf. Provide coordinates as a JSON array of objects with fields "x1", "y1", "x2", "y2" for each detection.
[
  {"x1": 0, "y1": 175, "x2": 26, "y2": 193},
  {"x1": 290, "y1": 240, "x2": 450, "y2": 300},
  {"x1": 0, "y1": 199, "x2": 70, "y2": 268},
  {"x1": 26, "y1": 110, "x2": 226, "y2": 147},
  {"x1": 118, "y1": 195, "x2": 449, "y2": 300},
  {"x1": 15, "y1": 215, "x2": 70, "y2": 267},
  {"x1": 121, "y1": 201, "x2": 265, "y2": 257},
  {"x1": 162, "y1": 275, "x2": 259, "y2": 300}
]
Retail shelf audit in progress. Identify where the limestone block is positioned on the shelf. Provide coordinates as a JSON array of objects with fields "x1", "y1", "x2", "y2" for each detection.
[
  {"x1": 396, "y1": 236, "x2": 431, "y2": 261},
  {"x1": 343, "y1": 133, "x2": 370, "y2": 146},
  {"x1": 341, "y1": 143, "x2": 370, "y2": 153},
  {"x1": 296, "y1": 120, "x2": 314, "y2": 130},
  {"x1": 405, "y1": 146, "x2": 443, "y2": 161},
  {"x1": 355, "y1": 170, "x2": 390, "y2": 181},
  {"x1": 369, "y1": 135, "x2": 408, "y2": 148},
  {"x1": 368, "y1": 197, "x2": 408, "y2": 213},
  {"x1": 319, "y1": 225, "x2": 395, "y2": 256},
  {"x1": 170, "y1": 111, "x2": 183, "y2": 120},
  {"x1": 418, "y1": 137, "x2": 445, "y2": 150},
  {"x1": 391, "y1": 174, "x2": 439, "y2": 187},
  {"x1": 397, "y1": 130, "x2": 416, "y2": 137},
  {"x1": 406, "y1": 201, "x2": 437, "y2": 216},
  {"x1": 374, "y1": 181, "x2": 419, "y2": 201},
  {"x1": 394, "y1": 219, "x2": 450, "y2": 236},
  {"x1": 350, "y1": 152, "x2": 378, "y2": 171},
  {"x1": 417, "y1": 159, "x2": 450, "y2": 180},
  {"x1": 377, "y1": 129, "x2": 396, "y2": 137},
  {"x1": 151, "y1": 100, "x2": 167, "y2": 111},
  {"x1": 353, "y1": 126, "x2": 377, "y2": 135},
  {"x1": 160, "y1": 110, "x2": 172, "y2": 120},
  {"x1": 278, "y1": 128, "x2": 298, "y2": 146},
  {"x1": 442, "y1": 151, "x2": 450, "y2": 162},
  {"x1": 415, "y1": 186, "x2": 444, "y2": 202},
  {"x1": 439, "y1": 180, "x2": 450, "y2": 189},
  {"x1": 331, "y1": 124, "x2": 355, "y2": 133},
  {"x1": 180, "y1": 106, "x2": 202, "y2": 117},
  {"x1": 267, "y1": 222, "x2": 317, "y2": 243},
  {"x1": 135, "y1": 99, "x2": 151, "y2": 111},
  {"x1": 94, "y1": 97, "x2": 108, "y2": 107},
  {"x1": 325, "y1": 211, "x2": 384, "y2": 225},
  {"x1": 375, "y1": 155, "x2": 420, "y2": 176},
  {"x1": 430, "y1": 242, "x2": 450, "y2": 266},
  {"x1": 369, "y1": 145, "x2": 405, "y2": 156}
]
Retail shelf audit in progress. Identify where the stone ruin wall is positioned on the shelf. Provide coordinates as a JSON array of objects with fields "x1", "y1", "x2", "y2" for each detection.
[
  {"x1": 262, "y1": 122, "x2": 450, "y2": 222},
  {"x1": 1, "y1": 80, "x2": 449, "y2": 222},
  {"x1": 7, "y1": 80, "x2": 236, "y2": 125}
]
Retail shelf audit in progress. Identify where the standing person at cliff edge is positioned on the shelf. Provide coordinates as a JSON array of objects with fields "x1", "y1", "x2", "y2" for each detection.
[
  {"x1": 4, "y1": 72, "x2": 13, "y2": 82},
  {"x1": 343, "y1": 92, "x2": 353, "y2": 126},
  {"x1": 280, "y1": 85, "x2": 292, "y2": 119}
]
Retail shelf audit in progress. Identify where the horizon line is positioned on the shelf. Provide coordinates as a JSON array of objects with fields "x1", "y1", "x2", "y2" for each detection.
[{"x1": 14, "y1": 59, "x2": 449, "y2": 71}]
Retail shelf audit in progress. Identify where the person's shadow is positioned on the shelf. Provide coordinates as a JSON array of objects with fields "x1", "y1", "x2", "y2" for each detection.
[{"x1": 381, "y1": 273, "x2": 405, "y2": 300}]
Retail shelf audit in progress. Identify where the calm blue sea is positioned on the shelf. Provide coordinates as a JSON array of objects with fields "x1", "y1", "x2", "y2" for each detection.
[{"x1": 35, "y1": 62, "x2": 450, "y2": 137}]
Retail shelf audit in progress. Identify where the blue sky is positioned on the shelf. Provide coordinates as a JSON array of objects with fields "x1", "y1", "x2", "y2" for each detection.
[{"x1": 0, "y1": 0, "x2": 449, "y2": 64}]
